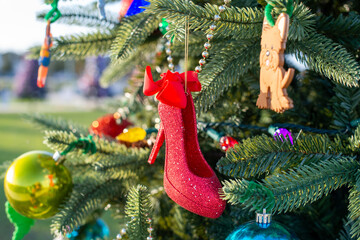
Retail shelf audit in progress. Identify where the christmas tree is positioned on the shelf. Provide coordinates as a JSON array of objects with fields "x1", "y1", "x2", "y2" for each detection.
[{"x1": 5, "y1": 0, "x2": 360, "y2": 239}]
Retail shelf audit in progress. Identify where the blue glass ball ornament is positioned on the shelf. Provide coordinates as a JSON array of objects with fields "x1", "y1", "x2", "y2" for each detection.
[
  {"x1": 226, "y1": 220, "x2": 296, "y2": 240},
  {"x1": 66, "y1": 219, "x2": 110, "y2": 240},
  {"x1": 125, "y1": 0, "x2": 150, "y2": 16}
]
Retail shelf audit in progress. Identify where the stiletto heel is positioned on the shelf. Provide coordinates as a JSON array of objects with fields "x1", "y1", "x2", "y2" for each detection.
[
  {"x1": 148, "y1": 123, "x2": 164, "y2": 164},
  {"x1": 144, "y1": 67, "x2": 226, "y2": 218}
]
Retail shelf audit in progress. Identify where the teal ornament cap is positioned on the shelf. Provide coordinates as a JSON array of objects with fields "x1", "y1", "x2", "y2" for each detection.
[{"x1": 226, "y1": 220, "x2": 296, "y2": 240}]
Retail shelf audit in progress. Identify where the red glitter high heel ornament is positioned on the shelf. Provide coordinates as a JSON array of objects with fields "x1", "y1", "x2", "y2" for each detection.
[{"x1": 143, "y1": 66, "x2": 226, "y2": 218}]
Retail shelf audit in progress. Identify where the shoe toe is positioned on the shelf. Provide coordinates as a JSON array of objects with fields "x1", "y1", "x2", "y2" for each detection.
[{"x1": 164, "y1": 175, "x2": 226, "y2": 218}]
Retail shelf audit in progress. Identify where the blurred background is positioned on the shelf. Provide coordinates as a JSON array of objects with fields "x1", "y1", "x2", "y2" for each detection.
[{"x1": 0, "y1": 0, "x2": 127, "y2": 239}]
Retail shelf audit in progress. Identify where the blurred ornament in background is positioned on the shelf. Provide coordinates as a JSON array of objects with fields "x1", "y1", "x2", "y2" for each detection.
[
  {"x1": 273, "y1": 128, "x2": 293, "y2": 145},
  {"x1": 159, "y1": 18, "x2": 169, "y2": 35},
  {"x1": 66, "y1": 219, "x2": 110, "y2": 240},
  {"x1": 205, "y1": 128, "x2": 238, "y2": 151},
  {"x1": 115, "y1": 227, "x2": 127, "y2": 239},
  {"x1": 220, "y1": 136, "x2": 239, "y2": 151},
  {"x1": 125, "y1": 0, "x2": 150, "y2": 16},
  {"x1": 90, "y1": 113, "x2": 132, "y2": 139},
  {"x1": 117, "y1": 127, "x2": 149, "y2": 148},
  {"x1": 226, "y1": 209, "x2": 296, "y2": 240},
  {"x1": 14, "y1": 58, "x2": 46, "y2": 99},
  {"x1": 37, "y1": 20, "x2": 53, "y2": 88},
  {"x1": 117, "y1": 127, "x2": 147, "y2": 143},
  {"x1": 4, "y1": 151, "x2": 72, "y2": 219},
  {"x1": 97, "y1": 0, "x2": 106, "y2": 20},
  {"x1": 5, "y1": 201, "x2": 35, "y2": 240},
  {"x1": 118, "y1": 0, "x2": 134, "y2": 19},
  {"x1": 78, "y1": 56, "x2": 111, "y2": 98}
]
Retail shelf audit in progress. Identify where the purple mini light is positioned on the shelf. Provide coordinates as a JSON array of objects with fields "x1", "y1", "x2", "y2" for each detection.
[{"x1": 274, "y1": 128, "x2": 293, "y2": 145}]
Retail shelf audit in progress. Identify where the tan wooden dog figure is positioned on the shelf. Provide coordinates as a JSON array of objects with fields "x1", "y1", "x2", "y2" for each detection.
[{"x1": 256, "y1": 13, "x2": 295, "y2": 113}]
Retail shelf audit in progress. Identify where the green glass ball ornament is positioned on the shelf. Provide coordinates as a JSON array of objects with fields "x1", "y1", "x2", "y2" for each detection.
[
  {"x1": 4, "y1": 151, "x2": 72, "y2": 219},
  {"x1": 226, "y1": 210, "x2": 296, "y2": 240}
]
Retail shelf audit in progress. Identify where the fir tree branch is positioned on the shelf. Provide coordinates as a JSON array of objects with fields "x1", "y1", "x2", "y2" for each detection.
[
  {"x1": 146, "y1": 0, "x2": 263, "y2": 40},
  {"x1": 100, "y1": 41, "x2": 158, "y2": 87},
  {"x1": 37, "y1": 7, "x2": 119, "y2": 28},
  {"x1": 228, "y1": 204, "x2": 253, "y2": 220},
  {"x1": 222, "y1": 157, "x2": 359, "y2": 214},
  {"x1": 44, "y1": 130, "x2": 149, "y2": 162},
  {"x1": 265, "y1": 156, "x2": 359, "y2": 213},
  {"x1": 93, "y1": 153, "x2": 148, "y2": 179},
  {"x1": 337, "y1": 218, "x2": 355, "y2": 240},
  {"x1": 348, "y1": 171, "x2": 360, "y2": 239},
  {"x1": 287, "y1": 2, "x2": 316, "y2": 41},
  {"x1": 146, "y1": 0, "x2": 315, "y2": 41},
  {"x1": 171, "y1": 31, "x2": 217, "y2": 57},
  {"x1": 350, "y1": 125, "x2": 360, "y2": 151},
  {"x1": 288, "y1": 32, "x2": 360, "y2": 87},
  {"x1": 330, "y1": 84, "x2": 360, "y2": 129},
  {"x1": 217, "y1": 133, "x2": 348, "y2": 178},
  {"x1": 125, "y1": 185, "x2": 152, "y2": 240},
  {"x1": 93, "y1": 153, "x2": 146, "y2": 171},
  {"x1": 25, "y1": 114, "x2": 88, "y2": 137},
  {"x1": 100, "y1": 57, "x2": 137, "y2": 88},
  {"x1": 52, "y1": 30, "x2": 117, "y2": 60},
  {"x1": 317, "y1": 12, "x2": 360, "y2": 50},
  {"x1": 194, "y1": 39, "x2": 260, "y2": 112},
  {"x1": 111, "y1": 12, "x2": 162, "y2": 60},
  {"x1": 26, "y1": 45, "x2": 42, "y2": 60},
  {"x1": 51, "y1": 178, "x2": 125, "y2": 235},
  {"x1": 348, "y1": 191, "x2": 360, "y2": 239},
  {"x1": 222, "y1": 179, "x2": 275, "y2": 212},
  {"x1": 207, "y1": 215, "x2": 236, "y2": 240}
]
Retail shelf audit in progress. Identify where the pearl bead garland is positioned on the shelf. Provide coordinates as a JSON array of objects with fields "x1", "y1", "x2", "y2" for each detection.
[
  {"x1": 147, "y1": 217, "x2": 154, "y2": 240},
  {"x1": 165, "y1": 33, "x2": 175, "y2": 72},
  {"x1": 114, "y1": 217, "x2": 154, "y2": 240},
  {"x1": 162, "y1": 0, "x2": 231, "y2": 73},
  {"x1": 195, "y1": 0, "x2": 231, "y2": 73}
]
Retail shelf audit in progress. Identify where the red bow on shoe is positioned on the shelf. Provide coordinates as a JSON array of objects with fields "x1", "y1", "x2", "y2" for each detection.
[{"x1": 143, "y1": 66, "x2": 201, "y2": 108}]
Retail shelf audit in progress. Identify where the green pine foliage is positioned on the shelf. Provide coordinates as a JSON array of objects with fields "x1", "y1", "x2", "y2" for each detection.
[
  {"x1": 317, "y1": 12, "x2": 360, "y2": 50},
  {"x1": 52, "y1": 30, "x2": 117, "y2": 60},
  {"x1": 287, "y1": 2, "x2": 316, "y2": 41},
  {"x1": 222, "y1": 157, "x2": 359, "y2": 213},
  {"x1": 217, "y1": 133, "x2": 349, "y2": 179},
  {"x1": 21, "y1": 0, "x2": 360, "y2": 239},
  {"x1": 125, "y1": 185, "x2": 152, "y2": 240},
  {"x1": 25, "y1": 114, "x2": 88, "y2": 137},
  {"x1": 111, "y1": 12, "x2": 162, "y2": 60},
  {"x1": 43, "y1": 130, "x2": 149, "y2": 161},
  {"x1": 100, "y1": 57, "x2": 139, "y2": 87},
  {"x1": 350, "y1": 125, "x2": 360, "y2": 150},
  {"x1": 100, "y1": 41, "x2": 158, "y2": 87},
  {"x1": 348, "y1": 185, "x2": 360, "y2": 239},
  {"x1": 330, "y1": 84, "x2": 360, "y2": 129},
  {"x1": 288, "y1": 32, "x2": 360, "y2": 87},
  {"x1": 337, "y1": 219, "x2": 355, "y2": 240},
  {"x1": 37, "y1": 8, "x2": 119, "y2": 28},
  {"x1": 222, "y1": 179, "x2": 275, "y2": 212},
  {"x1": 264, "y1": 156, "x2": 358, "y2": 213},
  {"x1": 51, "y1": 178, "x2": 125, "y2": 236},
  {"x1": 195, "y1": 39, "x2": 260, "y2": 112},
  {"x1": 145, "y1": 0, "x2": 264, "y2": 40}
]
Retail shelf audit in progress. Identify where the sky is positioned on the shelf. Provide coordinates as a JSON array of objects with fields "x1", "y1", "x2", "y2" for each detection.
[{"x1": 0, "y1": 0, "x2": 114, "y2": 53}]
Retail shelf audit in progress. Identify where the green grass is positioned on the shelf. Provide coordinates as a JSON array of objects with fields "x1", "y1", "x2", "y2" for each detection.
[
  {"x1": 0, "y1": 111, "x2": 128, "y2": 240},
  {"x1": 0, "y1": 112, "x2": 107, "y2": 162}
]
